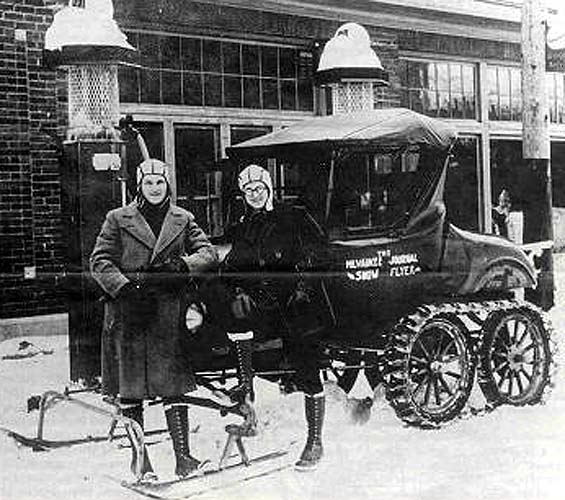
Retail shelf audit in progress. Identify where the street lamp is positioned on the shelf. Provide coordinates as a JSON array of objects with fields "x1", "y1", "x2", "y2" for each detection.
[
  {"x1": 315, "y1": 23, "x2": 389, "y2": 114},
  {"x1": 44, "y1": 0, "x2": 136, "y2": 384}
]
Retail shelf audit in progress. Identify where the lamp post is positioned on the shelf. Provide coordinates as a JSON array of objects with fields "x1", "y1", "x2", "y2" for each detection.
[{"x1": 45, "y1": 0, "x2": 136, "y2": 384}]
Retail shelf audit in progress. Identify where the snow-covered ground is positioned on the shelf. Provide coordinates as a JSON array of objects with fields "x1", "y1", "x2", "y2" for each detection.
[{"x1": 2, "y1": 256, "x2": 565, "y2": 500}]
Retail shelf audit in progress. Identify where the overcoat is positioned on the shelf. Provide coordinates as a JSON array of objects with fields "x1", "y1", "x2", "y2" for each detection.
[{"x1": 90, "y1": 201, "x2": 218, "y2": 399}]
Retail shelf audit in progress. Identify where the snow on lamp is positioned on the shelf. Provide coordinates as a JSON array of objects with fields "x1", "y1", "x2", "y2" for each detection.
[
  {"x1": 316, "y1": 23, "x2": 389, "y2": 114},
  {"x1": 44, "y1": 0, "x2": 136, "y2": 140}
]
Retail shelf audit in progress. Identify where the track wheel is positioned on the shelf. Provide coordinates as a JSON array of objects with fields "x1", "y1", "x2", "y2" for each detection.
[
  {"x1": 384, "y1": 313, "x2": 475, "y2": 427},
  {"x1": 479, "y1": 307, "x2": 553, "y2": 406}
]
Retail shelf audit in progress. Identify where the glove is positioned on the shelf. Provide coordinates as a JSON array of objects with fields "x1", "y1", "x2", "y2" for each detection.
[
  {"x1": 231, "y1": 287, "x2": 256, "y2": 319},
  {"x1": 148, "y1": 258, "x2": 190, "y2": 291},
  {"x1": 151, "y1": 257, "x2": 187, "y2": 274}
]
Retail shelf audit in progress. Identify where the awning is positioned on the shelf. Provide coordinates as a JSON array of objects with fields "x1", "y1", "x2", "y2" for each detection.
[{"x1": 227, "y1": 108, "x2": 457, "y2": 159}]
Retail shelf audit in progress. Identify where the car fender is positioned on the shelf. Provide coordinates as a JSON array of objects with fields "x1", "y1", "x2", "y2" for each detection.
[{"x1": 465, "y1": 256, "x2": 536, "y2": 294}]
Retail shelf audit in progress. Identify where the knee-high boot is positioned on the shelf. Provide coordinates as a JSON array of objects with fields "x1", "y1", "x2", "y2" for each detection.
[
  {"x1": 120, "y1": 401, "x2": 157, "y2": 481},
  {"x1": 295, "y1": 393, "x2": 325, "y2": 471},
  {"x1": 227, "y1": 331, "x2": 255, "y2": 402},
  {"x1": 227, "y1": 331, "x2": 258, "y2": 436},
  {"x1": 165, "y1": 404, "x2": 202, "y2": 478}
]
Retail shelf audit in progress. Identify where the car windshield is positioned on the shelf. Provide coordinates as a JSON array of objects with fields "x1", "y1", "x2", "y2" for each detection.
[{"x1": 275, "y1": 145, "x2": 444, "y2": 240}]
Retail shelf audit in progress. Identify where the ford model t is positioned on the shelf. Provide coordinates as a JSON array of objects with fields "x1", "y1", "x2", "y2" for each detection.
[
  {"x1": 183, "y1": 107, "x2": 555, "y2": 429},
  {"x1": 13, "y1": 108, "x2": 556, "y2": 491}
]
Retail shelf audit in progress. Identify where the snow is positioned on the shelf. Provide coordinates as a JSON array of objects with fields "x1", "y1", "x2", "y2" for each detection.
[{"x1": 2, "y1": 256, "x2": 565, "y2": 500}]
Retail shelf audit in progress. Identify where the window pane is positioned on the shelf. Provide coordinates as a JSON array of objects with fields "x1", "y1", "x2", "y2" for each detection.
[
  {"x1": 262, "y1": 78, "x2": 279, "y2": 109},
  {"x1": 242, "y1": 44, "x2": 260, "y2": 75},
  {"x1": 487, "y1": 66, "x2": 499, "y2": 120},
  {"x1": 160, "y1": 36, "x2": 180, "y2": 69},
  {"x1": 499, "y1": 69, "x2": 511, "y2": 120},
  {"x1": 162, "y1": 71, "x2": 181, "y2": 104},
  {"x1": 281, "y1": 80, "x2": 296, "y2": 110},
  {"x1": 425, "y1": 89, "x2": 438, "y2": 116},
  {"x1": 138, "y1": 34, "x2": 159, "y2": 68},
  {"x1": 438, "y1": 90, "x2": 450, "y2": 117},
  {"x1": 557, "y1": 75, "x2": 565, "y2": 123},
  {"x1": 243, "y1": 77, "x2": 260, "y2": 108},
  {"x1": 298, "y1": 79, "x2": 313, "y2": 111},
  {"x1": 409, "y1": 89, "x2": 424, "y2": 114},
  {"x1": 204, "y1": 74, "x2": 222, "y2": 107},
  {"x1": 203, "y1": 40, "x2": 221, "y2": 73},
  {"x1": 224, "y1": 75, "x2": 242, "y2": 107},
  {"x1": 230, "y1": 125, "x2": 272, "y2": 145},
  {"x1": 183, "y1": 73, "x2": 203, "y2": 106},
  {"x1": 450, "y1": 64, "x2": 462, "y2": 94},
  {"x1": 118, "y1": 66, "x2": 139, "y2": 103},
  {"x1": 437, "y1": 63, "x2": 449, "y2": 91},
  {"x1": 464, "y1": 94, "x2": 476, "y2": 120},
  {"x1": 451, "y1": 92, "x2": 464, "y2": 119},
  {"x1": 463, "y1": 65, "x2": 475, "y2": 96},
  {"x1": 140, "y1": 69, "x2": 160, "y2": 103},
  {"x1": 261, "y1": 46, "x2": 278, "y2": 77},
  {"x1": 279, "y1": 48, "x2": 296, "y2": 78},
  {"x1": 223, "y1": 42, "x2": 241, "y2": 75},
  {"x1": 181, "y1": 38, "x2": 201, "y2": 72}
]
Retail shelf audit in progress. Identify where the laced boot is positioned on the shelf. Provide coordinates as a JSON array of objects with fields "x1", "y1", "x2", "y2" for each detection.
[
  {"x1": 295, "y1": 393, "x2": 325, "y2": 472},
  {"x1": 227, "y1": 331, "x2": 257, "y2": 436},
  {"x1": 121, "y1": 401, "x2": 157, "y2": 482},
  {"x1": 165, "y1": 404, "x2": 203, "y2": 478}
]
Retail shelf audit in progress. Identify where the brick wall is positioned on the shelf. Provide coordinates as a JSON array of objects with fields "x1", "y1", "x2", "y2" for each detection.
[{"x1": 0, "y1": 0, "x2": 66, "y2": 318}]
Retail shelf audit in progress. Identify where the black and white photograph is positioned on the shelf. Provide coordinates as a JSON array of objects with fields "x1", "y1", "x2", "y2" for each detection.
[{"x1": 1, "y1": 1, "x2": 565, "y2": 499}]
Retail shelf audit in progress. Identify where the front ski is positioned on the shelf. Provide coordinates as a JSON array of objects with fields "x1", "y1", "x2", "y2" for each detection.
[
  {"x1": 118, "y1": 449, "x2": 291, "y2": 499},
  {"x1": 1, "y1": 426, "x2": 168, "y2": 452}
]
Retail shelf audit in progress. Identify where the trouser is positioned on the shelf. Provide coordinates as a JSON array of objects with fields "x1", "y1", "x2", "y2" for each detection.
[{"x1": 285, "y1": 336, "x2": 323, "y2": 395}]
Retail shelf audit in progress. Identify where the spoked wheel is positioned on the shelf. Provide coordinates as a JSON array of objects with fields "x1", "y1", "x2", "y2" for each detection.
[
  {"x1": 479, "y1": 307, "x2": 553, "y2": 406},
  {"x1": 384, "y1": 308, "x2": 475, "y2": 427}
]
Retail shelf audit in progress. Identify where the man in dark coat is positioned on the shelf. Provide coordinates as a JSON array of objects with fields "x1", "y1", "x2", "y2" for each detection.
[
  {"x1": 222, "y1": 164, "x2": 333, "y2": 472},
  {"x1": 90, "y1": 159, "x2": 218, "y2": 481}
]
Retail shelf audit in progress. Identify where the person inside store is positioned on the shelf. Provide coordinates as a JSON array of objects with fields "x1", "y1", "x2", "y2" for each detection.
[
  {"x1": 90, "y1": 159, "x2": 218, "y2": 482},
  {"x1": 219, "y1": 163, "x2": 333, "y2": 472},
  {"x1": 492, "y1": 188, "x2": 512, "y2": 238}
]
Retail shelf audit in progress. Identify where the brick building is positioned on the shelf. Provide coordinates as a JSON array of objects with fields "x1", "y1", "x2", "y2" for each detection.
[{"x1": 1, "y1": 0, "x2": 565, "y2": 326}]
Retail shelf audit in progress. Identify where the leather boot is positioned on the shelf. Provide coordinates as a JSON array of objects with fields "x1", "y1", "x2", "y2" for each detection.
[
  {"x1": 121, "y1": 401, "x2": 157, "y2": 482},
  {"x1": 165, "y1": 404, "x2": 203, "y2": 478},
  {"x1": 227, "y1": 331, "x2": 255, "y2": 402},
  {"x1": 295, "y1": 393, "x2": 325, "y2": 471}
]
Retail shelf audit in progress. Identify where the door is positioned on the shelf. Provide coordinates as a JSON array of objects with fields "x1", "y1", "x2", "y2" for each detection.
[{"x1": 174, "y1": 125, "x2": 222, "y2": 237}]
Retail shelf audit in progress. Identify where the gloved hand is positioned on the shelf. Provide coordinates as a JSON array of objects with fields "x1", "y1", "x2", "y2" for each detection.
[
  {"x1": 231, "y1": 287, "x2": 255, "y2": 319},
  {"x1": 151, "y1": 257, "x2": 187, "y2": 274}
]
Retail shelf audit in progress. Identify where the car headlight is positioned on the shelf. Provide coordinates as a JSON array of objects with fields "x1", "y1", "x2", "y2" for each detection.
[{"x1": 185, "y1": 303, "x2": 204, "y2": 331}]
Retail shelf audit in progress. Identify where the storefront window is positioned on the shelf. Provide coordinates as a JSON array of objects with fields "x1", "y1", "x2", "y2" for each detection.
[
  {"x1": 487, "y1": 67, "x2": 565, "y2": 124},
  {"x1": 119, "y1": 31, "x2": 314, "y2": 112},
  {"x1": 399, "y1": 59, "x2": 477, "y2": 119},
  {"x1": 487, "y1": 66, "x2": 522, "y2": 121}
]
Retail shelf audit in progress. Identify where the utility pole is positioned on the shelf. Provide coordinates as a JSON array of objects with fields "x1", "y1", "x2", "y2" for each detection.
[{"x1": 522, "y1": 0, "x2": 554, "y2": 310}]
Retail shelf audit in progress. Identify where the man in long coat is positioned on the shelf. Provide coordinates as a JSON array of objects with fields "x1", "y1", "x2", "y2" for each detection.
[{"x1": 90, "y1": 159, "x2": 218, "y2": 481}]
